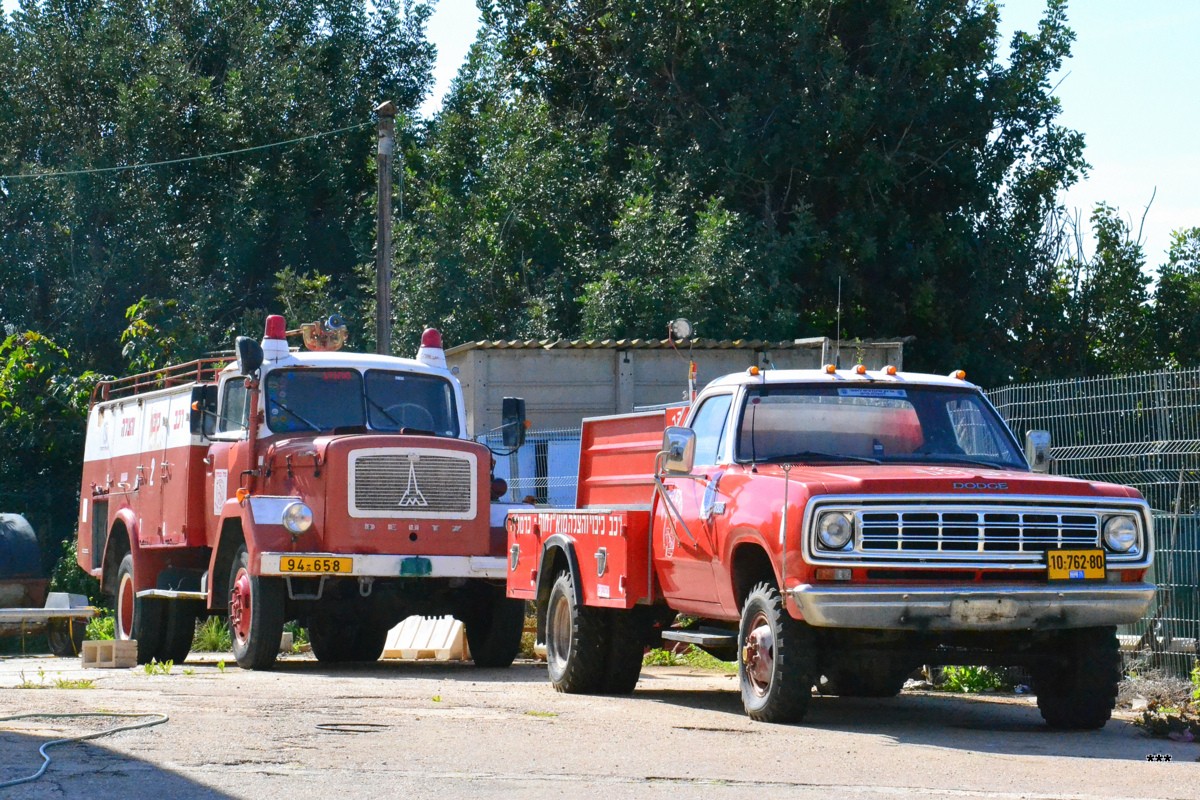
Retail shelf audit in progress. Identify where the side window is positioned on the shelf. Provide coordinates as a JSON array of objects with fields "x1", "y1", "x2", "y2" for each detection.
[
  {"x1": 218, "y1": 379, "x2": 251, "y2": 435},
  {"x1": 691, "y1": 395, "x2": 733, "y2": 466}
]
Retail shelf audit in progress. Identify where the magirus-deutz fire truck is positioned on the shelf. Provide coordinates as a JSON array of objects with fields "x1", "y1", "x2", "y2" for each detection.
[
  {"x1": 507, "y1": 364, "x2": 1155, "y2": 728},
  {"x1": 78, "y1": 315, "x2": 527, "y2": 669}
]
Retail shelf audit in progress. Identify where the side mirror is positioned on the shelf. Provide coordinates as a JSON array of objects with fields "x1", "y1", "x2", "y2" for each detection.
[
  {"x1": 502, "y1": 397, "x2": 526, "y2": 448},
  {"x1": 661, "y1": 426, "x2": 696, "y2": 475},
  {"x1": 1025, "y1": 430, "x2": 1052, "y2": 473},
  {"x1": 235, "y1": 336, "x2": 264, "y2": 376},
  {"x1": 189, "y1": 385, "x2": 218, "y2": 436}
]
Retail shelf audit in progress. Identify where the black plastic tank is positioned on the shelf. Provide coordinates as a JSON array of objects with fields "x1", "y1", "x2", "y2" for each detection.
[{"x1": 0, "y1": 513, "x2": 42, "y2": 580}]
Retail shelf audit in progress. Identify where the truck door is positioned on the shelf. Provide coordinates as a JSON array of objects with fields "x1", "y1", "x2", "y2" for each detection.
[
  {"x1": 653, "y1": 393, "x2": 732, "y2": 612},
  {"x1": 204, "y1": 377, "x2": 253, "y2": 523}
]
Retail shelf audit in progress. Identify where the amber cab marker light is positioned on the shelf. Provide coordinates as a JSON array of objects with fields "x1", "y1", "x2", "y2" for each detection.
[
  {"x1": 950, "y1": 369, "x2": 967, "y2": 380},
  {"x1": 236, "y1": 488, "x2": 250, "y2": 504},
  {"x1": 854, "y1": 364, "x2": 867, "y2": 375},
  {"x1": 884, "y1": 365, "x2": 898, "y2": 376},
  {"x1": 823, "y1": 364, "x2": 837, "y2": 375},
  {"x1": 747, "y1": 365, "x2": 760, "y2": 376}
]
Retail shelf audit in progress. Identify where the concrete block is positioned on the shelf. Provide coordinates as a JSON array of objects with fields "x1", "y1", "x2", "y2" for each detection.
[
  {"x1": 279, "y1": 631, "x2": 294, "y2": 653},
  {"x1": 382, "y1": 615, "x2": 469, "y2": 662},
  {"x1": 81, "y1": 639, "x2": 138, "y2": 668}
]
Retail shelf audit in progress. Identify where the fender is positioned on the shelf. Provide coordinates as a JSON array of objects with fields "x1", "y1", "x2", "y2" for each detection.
[
  {"x1": 205, "y1": 497, "x2": 295, "y2": 607},
  {"x1": 104, "y1": 508, "x2": 208, "y2": 595},
  {"x1": 534, "y1": 533, "x2": 583, "y2": 644}
]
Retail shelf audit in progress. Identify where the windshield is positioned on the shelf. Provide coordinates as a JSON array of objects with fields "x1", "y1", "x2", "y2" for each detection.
[
  {"x1": 736, "y1": 384, "x2": 1025, "y2": 469},
  {"x1": 262, "y1": 368, "x2": 459, "y2": 436}
]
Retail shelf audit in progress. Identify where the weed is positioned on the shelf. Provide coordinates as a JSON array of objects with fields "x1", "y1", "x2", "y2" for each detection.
[
  {"x1": 143, "y1": 659, "x2": 174, "y2": 676},
  {"x1": 642, "y1": 645, "x2": 737, "y2": 674},
  {"x1": 1128, "y1": 658, "x2": 1200, "y2": 741},
  {"x1": 939, "y1": 666, "x2": 1006, "y2": 693},
  {"x1": 182, "y1": 668, "x2": 195, "y2": 676},
  {"x1": 87, "y1": 615, "x2": 115, "y2": 641},
  {"x1": 216, "y1": 660, "x2": 226, "y2": 673},
  {"x1": 431, "y1": 695, "x2": 442, "y2": 703},
  {"x1": 283, "y1": 621, "x2": 310, "y2": 653},
  {"x1": 192, "y1": 617, "x2": 232, "y2": 652},
  {"x1": 16, "y1": 668, "x2": 95, "y2": 689},
  {"x1": 524, "y1": 710, "x2": 558, "y2": 718}
]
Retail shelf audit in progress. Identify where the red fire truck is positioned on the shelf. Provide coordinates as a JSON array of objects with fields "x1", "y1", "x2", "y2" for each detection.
[
  {"x1": 78, "y1": 315, "x2": 527, "y2": 669},
  {"x1": 507, "y1": 365, "x2": 1155, "y2": 728}
]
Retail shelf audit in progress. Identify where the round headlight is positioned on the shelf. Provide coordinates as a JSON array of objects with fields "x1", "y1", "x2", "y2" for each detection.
[
  {"x1": 817, "y1": 512, "x2": 854, "y2": 550},
  {"x1": 282, "y1": 502, "x2": 314, "y2": 534},
  {"x1": 1102, "y1": 516, "x2": 1137, "y2": 553}
]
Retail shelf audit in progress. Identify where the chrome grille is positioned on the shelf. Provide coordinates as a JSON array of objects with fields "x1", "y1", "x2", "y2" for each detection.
[
  {"x1": 349, "y1": 449, "x2": 476, "y2": 519},
  {"x1": 858, "y1": 508, "x2": 1100, "y2": 555}
]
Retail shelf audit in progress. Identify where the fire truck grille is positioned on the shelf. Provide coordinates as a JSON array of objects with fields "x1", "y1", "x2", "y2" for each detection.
[
  {"x1": 349, "y1": 451, "x2": 476, "y2": 519},
  {"x1": 858, "y1": 508, "x2": 1100, "y2": 556}
]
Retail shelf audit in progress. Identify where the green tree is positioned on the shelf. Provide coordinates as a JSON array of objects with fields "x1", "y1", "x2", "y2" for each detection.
[
  {"x1": 404, "y1": 0, "x2": 1087, "y2": 383},
  {"x1": 1154, "y1": 228, "x2": 1200, "y2": 368}
]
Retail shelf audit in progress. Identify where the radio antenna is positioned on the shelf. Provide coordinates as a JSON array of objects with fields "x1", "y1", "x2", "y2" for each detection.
[{"x1": 834, "y1": 277, "x2": 842, "y2": 369}]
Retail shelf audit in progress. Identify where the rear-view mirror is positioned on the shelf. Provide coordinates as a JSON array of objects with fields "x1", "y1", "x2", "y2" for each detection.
[
  {"x1": 1025, "y1": 430, "x2": 1052, "y2": 473},
  {"x1": 662, "y1": 427, "x2": 696, "y2": 475},
  {"x1": 502, "y1": 397, "x2": 526, "y2": 448}
]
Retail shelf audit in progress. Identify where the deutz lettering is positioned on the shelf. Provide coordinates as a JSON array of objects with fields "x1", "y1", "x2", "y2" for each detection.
[{"x1": 953, "y1": 481, "x2": 1008, "y2": 490}]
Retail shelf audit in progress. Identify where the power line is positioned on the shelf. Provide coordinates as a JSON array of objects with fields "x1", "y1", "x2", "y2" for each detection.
[{"x1": 0, "y1": 121, "x2": 373, "y2": 181}]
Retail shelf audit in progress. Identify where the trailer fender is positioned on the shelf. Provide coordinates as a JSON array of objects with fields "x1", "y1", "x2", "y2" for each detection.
[{"x1": 534, "y1": 534, "x2": 583, "y2": 643}]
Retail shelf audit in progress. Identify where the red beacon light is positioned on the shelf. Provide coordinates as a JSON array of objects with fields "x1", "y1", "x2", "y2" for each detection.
[
  {"x1": 264, "y1": 315, "x2": 287, "y2": 340},
  {"x1": 417, "y1": 327, "x2": 448, "y2": 369},
  {"x1": 261, "y1": 314, "x2": 291, "y2": 361}
]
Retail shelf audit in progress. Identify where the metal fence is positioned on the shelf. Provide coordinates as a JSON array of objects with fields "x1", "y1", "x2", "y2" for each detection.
[
  {"x1": 486, "y1": 427, "x2": 583, "y2": 507},
  {"x1": 990, "y1": 368, "x2": 1200, "y2": 672}
]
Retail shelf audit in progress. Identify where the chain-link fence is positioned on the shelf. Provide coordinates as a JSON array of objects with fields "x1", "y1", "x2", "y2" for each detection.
[
  {"x1": 485, "y1": 427, "x2": 583, "y2": 507},
  {"x1": 990, "y1": 369, "x2": 1200, "y2": 673}
]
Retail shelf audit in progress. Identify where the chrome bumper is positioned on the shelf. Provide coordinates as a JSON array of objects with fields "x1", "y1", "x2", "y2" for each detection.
[{"x1": 790, "y1": 583, "x2": 1156, "y2": 631}]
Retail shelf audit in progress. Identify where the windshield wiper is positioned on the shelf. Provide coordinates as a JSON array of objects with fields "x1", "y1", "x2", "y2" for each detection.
[
  {"x1": 267, "y1": 397, "x2": 321, "y2": 432},
  {"x1": 363, "y1": 393, "x2": 402, "y2": 428},
  {"x1": 756, "y1": 451, "x2": 881, "y2": 465}
]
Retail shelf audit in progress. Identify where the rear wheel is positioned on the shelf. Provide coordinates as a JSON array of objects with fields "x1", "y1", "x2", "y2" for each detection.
[
  {"x1": 158, "y1": 604, "x2": 197, "y2": 665},
  {"x1": 227, "y1": 546, "x2": 285, "y2": 670},
  {"x1": 463, "y1": 587, "x2": 525, "y2": 668},
  {"x1": 1031, "y1": 626, "x2": 1120, "y2": 730},
  {"x1": 115, "y1": 553, "x2": 165, "y2": 665},
  {"x1": 309, "y1": 613, "x2": 388, "y2": 663},
  {"x1": 738, "y1": 582, "x2": 815, "y2": 723},
  {"x1": 545, "y1": 571, "x2": 609, "y2": 693}
]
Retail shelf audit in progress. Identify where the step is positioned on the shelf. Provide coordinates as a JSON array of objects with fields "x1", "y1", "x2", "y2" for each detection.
[{"x1": 661, "y1": 628, "x2": 737, "y2": 648}]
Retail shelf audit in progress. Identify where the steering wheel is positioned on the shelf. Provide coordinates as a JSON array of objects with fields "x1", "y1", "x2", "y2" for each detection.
[{"x1": 383, "y1": 403, "x2": 435, "y2": 431}]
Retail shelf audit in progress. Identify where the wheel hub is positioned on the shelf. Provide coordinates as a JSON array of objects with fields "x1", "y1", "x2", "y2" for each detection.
[
  {"x1": 117, "y1": 573, "x2": 134, "y2": 640},
  {"x1": 742, "y1": 615, "x2": 774, "y2": 696},
  {"x1": 229, "y1": 569, "x2": 252, "y2": 643}
]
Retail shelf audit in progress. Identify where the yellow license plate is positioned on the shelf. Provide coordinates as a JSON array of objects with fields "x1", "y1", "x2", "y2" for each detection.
[
  {"x1": 1046, "y1": 549, "x2": 1105, "y2": 581},
  {"x1": 279, "y1": 556, "x2": 352, "y2": 574}
]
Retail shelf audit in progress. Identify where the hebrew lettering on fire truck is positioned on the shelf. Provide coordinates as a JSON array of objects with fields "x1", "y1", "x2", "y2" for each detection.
[
  {"x1": 78, "y1": 315, "x2": 528, "y2": 669},
  {"x1": 507, "y1": 364, "x2": 1154, "y2": 729}
]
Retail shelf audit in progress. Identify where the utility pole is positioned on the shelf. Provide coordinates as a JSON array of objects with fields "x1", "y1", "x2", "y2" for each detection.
[{"x1": 374, "y1": 100, "x2": 396, "y2": 355}]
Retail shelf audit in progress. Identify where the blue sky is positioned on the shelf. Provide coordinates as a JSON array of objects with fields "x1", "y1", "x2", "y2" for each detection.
[{"x1": 4, "y1": 0, "x2": 1195, "y2": 265}]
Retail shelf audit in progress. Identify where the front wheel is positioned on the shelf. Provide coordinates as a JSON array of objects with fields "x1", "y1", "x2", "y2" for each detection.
[
  {"x1": 227, "y1": 545, "x2": 285, "y2": 670},
  {"x1": 115, "y1": 553, "x2": 165, "y2": 665},
  {"x1": 738, "y1": 582, "x2": 815, "y2": 723},
  {"x1": 545, "y1": 571, "x2": 609, "y2": 693},
  {"x1": 1031, "y1": 626, "x2": 1120, "y2": 730}
]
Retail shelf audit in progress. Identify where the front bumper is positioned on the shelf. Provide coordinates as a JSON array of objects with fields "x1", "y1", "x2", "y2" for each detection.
[
  {"x1": 790, "y1": 582, "x2": 1156, "y2": 631},
  {"x1": 258, "y1": 553, "x2": 507, "y2": 580}
]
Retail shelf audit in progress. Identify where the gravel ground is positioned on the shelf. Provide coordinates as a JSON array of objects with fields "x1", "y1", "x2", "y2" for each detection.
[{"x1": 0, "y1": 652, "x2": 1197, "y2": 800}]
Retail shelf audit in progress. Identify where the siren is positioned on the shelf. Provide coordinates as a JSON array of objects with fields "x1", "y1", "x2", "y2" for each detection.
[
  {"x1": 417, "y1": 328, "x2": 447, "y2": 369},
  {"x1": 262, "y1": 315, "x2": 291, "y2": 361}
]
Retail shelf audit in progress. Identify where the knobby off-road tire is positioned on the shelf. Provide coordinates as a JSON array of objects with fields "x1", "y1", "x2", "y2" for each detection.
[
  {"x1": 1031, "y1": 626, "x2": 1121, "y2": 730},
  {"x1": 115, "y1": 553, "x2": 165, "y2": 665},
  {"x1": 463, "y1": 588, "x2": 525, "y2": 668},
  {"x1": 738, "y1": 582, "x2": 816, "y2": 723},
  {"x1": 601, "y1": 607, "x2": 655, "y2": 694},
  {"x1": 545, "y1": 571, "x2": 610, "y2": 693},
  {"x1": 227, "y1": 545, "x2": 286, "y2": 670}
]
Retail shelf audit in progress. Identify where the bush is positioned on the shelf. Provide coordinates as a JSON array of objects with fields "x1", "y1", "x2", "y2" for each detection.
[
  {"x1": 48, "y1": 536, "x2": 104, "y2": 607},
  {"x1": 939, "y1": 666, "x2": 1007, "y2": 693}
]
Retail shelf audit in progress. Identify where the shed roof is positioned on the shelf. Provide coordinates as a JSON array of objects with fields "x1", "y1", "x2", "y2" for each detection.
[{"x1": 445, "y1": 336, "x2": 908, "y2": 356}]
